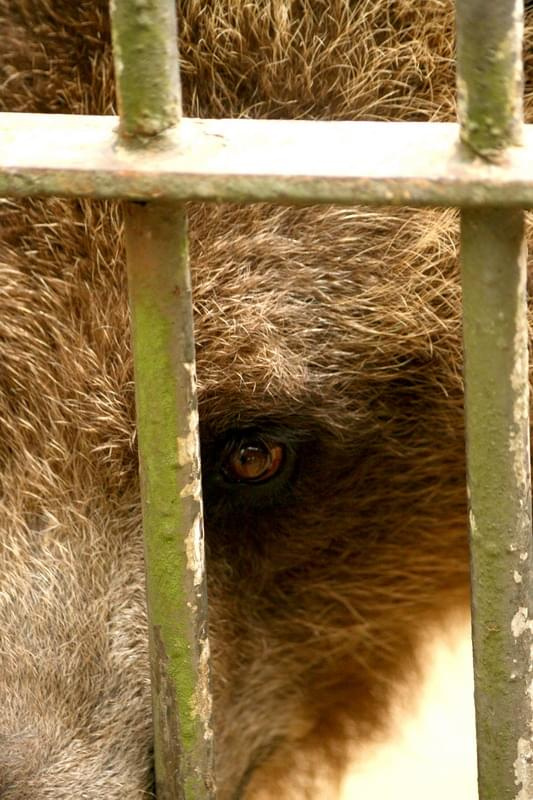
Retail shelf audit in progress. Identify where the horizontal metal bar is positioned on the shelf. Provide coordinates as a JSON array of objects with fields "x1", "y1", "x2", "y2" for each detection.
[{"x1": 2, "y1": 113, "x2": 533, "y2": 206}]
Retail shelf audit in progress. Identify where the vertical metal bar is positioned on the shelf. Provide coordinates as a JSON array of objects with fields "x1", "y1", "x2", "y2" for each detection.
[
  {"x1": 457, "y1": 0, "x2": 523, "y2": 159},
  {"x1": 109, "y1": 0, "x2": 180, "y2": 138},
  {"x1": 109, "y1": 2, "x2": 215, "y2": 798},
  {"x1": 457, "y1": 2, "x2": 532, "y2": 799}
]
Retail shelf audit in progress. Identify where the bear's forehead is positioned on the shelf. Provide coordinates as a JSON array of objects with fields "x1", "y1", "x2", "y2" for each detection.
[{"x1": 189, "y1": 202, "x2": 463, "y2": 434}]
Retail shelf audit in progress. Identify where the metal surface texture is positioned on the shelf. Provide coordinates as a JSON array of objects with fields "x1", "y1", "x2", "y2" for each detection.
[
  {"x1": 457, "y1": 1, "x2": 533, "y2": 798},
  {"x1": 457, "y1": 0, "x2": 523, "y2": 159},
  {"x1": 110, "y1": 0, "x2": 215, "y2": 797},
  {"x1": 1, "y1": 114, "x2": 533, "y2": 206},
  {"x1": 109, "y1": 0, "x2": 180, "y2": 138}
]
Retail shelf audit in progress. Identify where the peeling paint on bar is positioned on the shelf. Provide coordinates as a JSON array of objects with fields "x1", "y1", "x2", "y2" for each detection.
[
  {"x1": 125, "y1": 201, "x2": 215, "y2": 799},
  {"x1": 515, "y1": 737, "x2": 533, "y2": 800},
  {"x1": 110, "y1": 0, "x2": 215, "y2": 797},
  {"x1": 511, "y1": 608, "x2": 529, "y2": 639},
  {"x1": 2, "y1": 114, "x2": 533, "y2": 206},
  {"x1": 461, "y1": 208, "x2": 532, "y2": 800},
  {"x1": 458, "y1": 3, "x2": 532, "y2": 797}
]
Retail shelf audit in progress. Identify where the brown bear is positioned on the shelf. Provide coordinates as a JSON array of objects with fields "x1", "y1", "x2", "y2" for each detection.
[{"x1": 0, "y1": 1, "x2": 531, "y2": 798}]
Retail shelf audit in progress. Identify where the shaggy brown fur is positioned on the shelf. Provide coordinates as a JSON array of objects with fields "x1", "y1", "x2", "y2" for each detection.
[{"x1": 0, "y1": 1, "x2": 532, "y2": 798}]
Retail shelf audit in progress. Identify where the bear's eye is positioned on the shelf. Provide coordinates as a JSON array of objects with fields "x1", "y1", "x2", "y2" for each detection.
[{"x1": 222, "y1": 439, "x2": 285, "y2": 483}]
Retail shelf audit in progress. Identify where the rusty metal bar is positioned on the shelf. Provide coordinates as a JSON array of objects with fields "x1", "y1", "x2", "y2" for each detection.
[
  {"x1": 1, "y1": 114, "x2": 533, "y2": 207},
  {"x1": 457, "y1": 2, "x2": 533, "y2": 799},
  {"x1": 109, "y1": 1, "x2": 215, "y2": 798}
]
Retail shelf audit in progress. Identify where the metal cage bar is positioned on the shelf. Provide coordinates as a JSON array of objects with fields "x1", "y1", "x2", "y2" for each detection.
[
  {"x1": 457, "y1": 1, "x2": 533, "y2": 798},
  {"x1": 109, "y1": 1, "x2": 215, "y2": 798},
  {"x1": 2, "y1": 114, "x2": 533, "y2": 207}
]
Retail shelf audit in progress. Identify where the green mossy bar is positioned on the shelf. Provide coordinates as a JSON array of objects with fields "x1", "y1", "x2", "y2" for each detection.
[
  {"x1": 109, "y1": 0, "x2": 180, "y2": 138},
  {"x1": 457, "y1": 0, "x2": 523, "y2": 160},
  {"x1": 457, "y1": 2, "x2": 533, "y2": 798},
  {"x1": 109, "y1": 1, "x2": 215, "y2": 798},
  {"x1": 461, "y1": 210, "x2": 532, "y2": 799}
]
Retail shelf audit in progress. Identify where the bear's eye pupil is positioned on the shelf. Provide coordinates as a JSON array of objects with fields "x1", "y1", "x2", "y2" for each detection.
[{"x1": 223, "y1": 441, "x2": 284, "y2": 483}]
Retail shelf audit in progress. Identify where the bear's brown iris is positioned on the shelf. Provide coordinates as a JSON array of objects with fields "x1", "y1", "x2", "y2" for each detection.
[{"x1": 223, "y1": 439, "x2": 284, "y2": 483}]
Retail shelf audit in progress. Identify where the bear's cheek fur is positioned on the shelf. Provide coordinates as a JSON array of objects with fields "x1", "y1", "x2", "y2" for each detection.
[{"x1": 190, "y1": 204, "x2": 470, "y2": 794}]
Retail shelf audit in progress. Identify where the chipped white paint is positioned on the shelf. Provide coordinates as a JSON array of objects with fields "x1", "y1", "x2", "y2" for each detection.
[
  {"x1": 469, "y1": 507, "x2": 478, "y2": 538},
  {"x1": 177, "y1": 407, "x2": 200, "y2": 467},
  {"x1": 191, "y1": 634, "x2": 214, "y2": 741},
  {"x1": 508, "y1": 150, "x2": 533, "y2": 800},
  {"x1": 457, "y1": 76, "x2": 469, "y2": 138},
  {"x1": 512, "y1": 642, "x2": 533, "y2": 800},
  {"x1": 180, "y1": 477, "x2": 200, "y2": 500},
  {"x1": 514, "y1": 625, "x2": 533, "y2": 797},
  {"x1": 109, "y1": 1, "x2": 124, "y2": 78},
  {"x1": 514, "y1": 737, "x2": 533, "y2": 800},
  {"x1": 511, "y1": 607, "x2": 529, "y2": 638},
  {"x1": 185, "y1": 513, "x2": 205, "y2": 588},
  {"x1": 509, "y1": 235, "x2": 529, "y2": 501},
  {"x1": 183, "y1": 361, "x2": 197, "y2": 386},
  {"x1": 177, "y1": 377, "x2": 205, "y2": 587},
  {"x1": 513, "y1": 606, "x2": 533, "y2": 798},
  {"x1": 511, "y1": 0, "x2": 525, "y2": 138}
]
